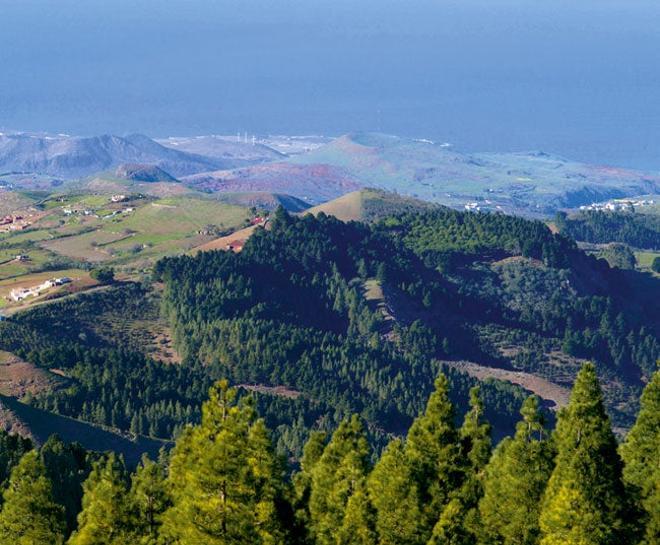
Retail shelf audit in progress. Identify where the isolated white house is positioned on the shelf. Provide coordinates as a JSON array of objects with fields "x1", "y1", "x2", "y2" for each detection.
[{"x1": 8, "y1": 277, "x2": 72, "y2": 302}]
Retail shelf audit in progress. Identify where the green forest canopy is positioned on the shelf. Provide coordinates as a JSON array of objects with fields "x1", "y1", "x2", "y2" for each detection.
[
  {"x1": 0, "y1": 207, "x2": 656, "y2": 461},
  {"x1": 0, "y1": 365, "x2": 657, "y2": 545}
]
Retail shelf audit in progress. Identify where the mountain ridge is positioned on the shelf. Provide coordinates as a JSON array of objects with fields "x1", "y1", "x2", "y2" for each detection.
[
  {"x1": 2, "y1": 131, "x2": 660, "y2": 216},
  {"x1": 0, "y1": 133, "x2": 224, "y2": 178}
]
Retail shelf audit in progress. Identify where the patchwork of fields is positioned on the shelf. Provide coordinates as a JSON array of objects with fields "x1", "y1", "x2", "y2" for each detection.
[{"x1": 0, "y1": 190, "x2": 252, "y2": 311}]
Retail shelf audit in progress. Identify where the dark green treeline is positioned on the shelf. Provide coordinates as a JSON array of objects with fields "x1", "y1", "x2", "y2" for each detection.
[{"x1": 0, "y1": 363, "x2": 657, "y2": 545}]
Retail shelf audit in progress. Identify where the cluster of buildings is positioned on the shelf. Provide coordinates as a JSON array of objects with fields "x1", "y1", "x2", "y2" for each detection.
[
  {"x1": 63, "y1": 207, "x2": 95, "y2": 217},
  {"x1": 464, "y1": 200, "x2": 502, "y2": 212},
  {"x1": 0, "y1": 214, "x2": 30, "y2": 232},
  {"x1": 579, "y1": 198, "x2": 655, "y2": 212},
  {"x1": 63, "y1": 205, "x2": 134, "y2": 220},
  {"x1": 102, "y1": 207, "x2": 134, "y2": 219},
  {"x1": 9, "y1": 277, "x2": 71, "y2": 302}
]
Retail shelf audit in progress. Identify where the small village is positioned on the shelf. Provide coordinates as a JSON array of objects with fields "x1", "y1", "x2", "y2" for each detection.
[{"x1": 579, "y1": 198, "x2": 655, "y2": 212}]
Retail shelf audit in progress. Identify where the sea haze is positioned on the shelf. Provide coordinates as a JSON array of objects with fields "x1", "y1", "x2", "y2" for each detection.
[{"x1": 1, "y1": 0, "x2": 659, "y2": 169}]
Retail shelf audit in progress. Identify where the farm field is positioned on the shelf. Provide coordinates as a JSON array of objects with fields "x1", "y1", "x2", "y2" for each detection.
[
  {"x1": 0, "y1": 247, "x2": 56, "y2": 280},
  {"x1": 0, "y1": 189, "x2": 254, "y2": 318},
  {"x1": 42, "y1": 230, "x2": 125, "y2": 262},
  {"x1": 636, "y1": 250, "x2": 660, "y2": 275},
  {"x1": 0, "y1": 192, "x2": 252, "y2": 277},
  {"x1": 88, "y1": 196, "x2": 251, "y2": 264}
]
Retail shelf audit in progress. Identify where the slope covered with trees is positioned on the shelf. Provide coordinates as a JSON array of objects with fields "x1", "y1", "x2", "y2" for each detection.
[
  {"x1": 0, "y1": 366, "x2": 657, "y2": 544},
  {"x1": 555, "y1": 209, "x2": 660, "y2": 250},
  {"x1": 154, "y1": 208, "x2": 657, "y2": 430},
  {"x1": 0, "y1": 206, "x2": 656, "y2": 462}
]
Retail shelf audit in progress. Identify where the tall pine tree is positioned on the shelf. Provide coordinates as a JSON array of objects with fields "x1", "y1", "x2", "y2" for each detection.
[
  {"x1": 0, "y1": 450, "x2": 65, "y2": 545},
  {"x1": 293, "y1": 431, "x2": 328, "y2": 545},
  {"x1": 404, "y1": 374, "x2": 462, "y2": 543},
  {"x1": 368, "y1": 438, "x2": 422, "y2": 545},
  {"x1": 0, "y1": 431, "x2": 31, "y2": 496},
  {"x1": 127, "y1": 454, "x2": 171, "y2": 545},
  {"x1": 539, "y1": 363, "x2": 628, "y2": 545},
  {"x1": 160, "y1": 380, "x2": 286, "y2": 545},
  {"x1": 68, "y1": 453, "x2": 131, "y2": 545},
  {"x1": 336, "y1": 458, "x2": 377, "y2": 545},
  {"x1": 308, "y1": 415, "x2": 371, "y2": 545},
  {"x1": 40, "y1": 435, "x2": 91, "y2": 538},
  {"x1": 479, "y1": 395, "x2": 555, "y2": 545},
  {"x1": 427, "y1": 497, "x2": 470, "y2": 545},
  {"x1": 428, "y1": 386, "x2": 491, "y2": 545},
  {"x1": 620, "y1": 369, "x2": 659, "y2": 545}
]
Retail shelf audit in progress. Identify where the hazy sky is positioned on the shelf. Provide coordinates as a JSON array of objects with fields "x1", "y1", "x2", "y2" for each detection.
[{"x1": 1, "y1": 0, "x2": 659, "y2": 168}]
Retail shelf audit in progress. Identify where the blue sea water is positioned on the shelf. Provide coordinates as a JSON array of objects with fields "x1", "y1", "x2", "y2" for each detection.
[{"x1": 0, "y1": 0, "x2": 659, "y2": 169}]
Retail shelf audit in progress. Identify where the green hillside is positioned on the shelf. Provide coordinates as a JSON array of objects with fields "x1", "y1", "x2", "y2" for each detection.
[
  {"x1": 0, "y1": 207, "x2": 655, "y2": 462},
  {"x1": 0, "y1": 204, "x2": 656, "y2": 544},
  {"x1": 555, "y1": 201, "x2": 660, "y2": 251},
  {"x1": 215, "y1": 192, "x2": 311, "y2": 212},
  {"x1": 148, "y1": 208, "x2": 655, "y2": 451}
]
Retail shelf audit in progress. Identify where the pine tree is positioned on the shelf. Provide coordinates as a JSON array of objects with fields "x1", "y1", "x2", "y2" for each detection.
[
  {"x1": 40, "y1": 435, "x2": 91, "y2": 537},
  {"x1": 620, "y1": 370, "x2": 659, "y2": 545},
  {"x1": 127, "y1": 455, "x2": 170, "y2": 545},
  {"x1": 479, "y1": 396, "x2": 555, "y2": 545},
  {"x1": 539, "y1": 363, "x2": 628, "y2": 545},
  {"x1": 337, "y1": 477, "x2": 377, "y2": 545},
  {"x1": 367, "y1": 438, "x2": 422, "y2": 545},
  {"x1": 293, "y1": 431, "x2": 328, "y2": 544},
  {"x1": 246, "y1": 418, "x2": 288, "y2": 545},
  {"x1": 427, "y1": 498, "x2": 469, "y2": 545},
  {"x1": 404, "y1": 374, "x2": 462, "y2": 542},
  {"x1": 68, "y1": 453, "x2": 130, "y2": 545},
  {"x1": 0, "y1": 450, "x2": 65, "y2": 545},
  {"x1": 160, "y1": 380, "x2": 286, "y2": 545},
  {"x1": 0, "y1": 430, "x2": 31, "y2": 493},
  {"x1": 309, "y1": 415, "x2": 371, "y2": 545},
  {"x1": 458, "y1": 386, "x2": 492, "y2": 495},
  {"x1": 429, "y1": 386, "x2": 491, "y2": 545}
]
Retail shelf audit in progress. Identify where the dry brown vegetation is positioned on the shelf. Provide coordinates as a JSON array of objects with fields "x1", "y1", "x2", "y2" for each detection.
[
  {"x1": 442, "y1": 360, "x2": 571, "y2": 410},
  {"x1": 0, "y1": 351, "x2": 66, "y2": 398},
  {"x1": 238, "y1": 383, "x2": 302, "y2": 399}
]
